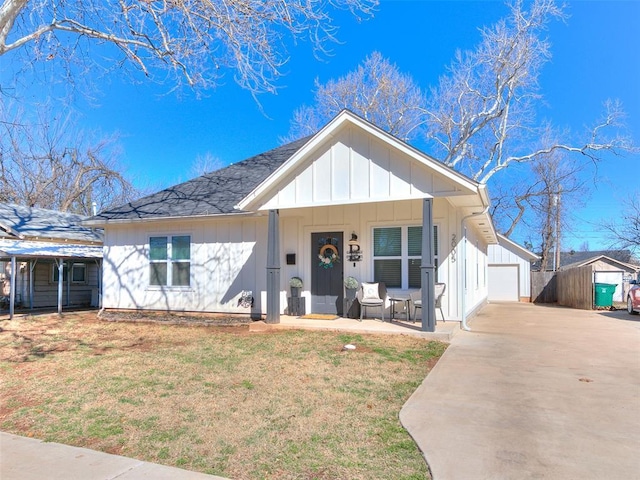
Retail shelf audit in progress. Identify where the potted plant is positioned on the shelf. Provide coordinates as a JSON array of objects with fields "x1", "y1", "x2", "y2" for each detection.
[
  {"x1": 289, "y1": 277, "x2": 303, "y2": 297},
  {"x1": 344, "y1": 276, "x2": 359, "y2": 299}
]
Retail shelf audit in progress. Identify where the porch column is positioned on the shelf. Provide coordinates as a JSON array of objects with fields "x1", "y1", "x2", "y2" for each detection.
[
  {"x1": 421, "y1": 198, "x2": 436, "y2": 332},
  {"x1": 57, "y1": 258, "x2": 64, "y2": 315},
  {"x1": 266, "y1": 210, "x2": 280, "y2": 324},
  {"x1": 95, "y1": 259, "x2": 102, "y2": 309},
  {"x1": 29, "y1": 260, "x2": 36, "y2": 310},
  {"x1": 9, "y1": 256, "x2": 16, "y2": 320}
]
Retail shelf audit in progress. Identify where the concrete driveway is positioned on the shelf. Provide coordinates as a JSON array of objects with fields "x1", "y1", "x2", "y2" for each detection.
[{"x1": 400, "y1": 302, "x2": 640, "y2": 480}]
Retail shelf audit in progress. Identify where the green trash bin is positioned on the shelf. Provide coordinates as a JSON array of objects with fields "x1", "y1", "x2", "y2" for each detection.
[{"x1": 594, "y1": 283, "x2": 617, "y2": 307}]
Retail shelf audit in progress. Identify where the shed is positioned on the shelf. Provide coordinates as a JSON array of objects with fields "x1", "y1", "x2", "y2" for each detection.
[
  {"x1": 487, "y1": 234, "x2": 539, "y2": 302},
  {"x1": 560, "y1": 254, "x2": 640, "y2": 303}
]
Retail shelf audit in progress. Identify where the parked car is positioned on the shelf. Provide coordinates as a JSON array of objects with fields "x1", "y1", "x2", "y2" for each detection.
[{"x1": 627, "y1": 280, "x2": 640, "y2": 315}]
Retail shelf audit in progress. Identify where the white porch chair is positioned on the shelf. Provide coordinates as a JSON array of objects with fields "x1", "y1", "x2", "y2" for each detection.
[{"x1": 357, "y1": 282, "x2": 387, "y2": 322}]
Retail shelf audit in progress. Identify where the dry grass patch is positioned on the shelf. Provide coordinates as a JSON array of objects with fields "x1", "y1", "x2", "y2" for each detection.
[{"x1": 0, "y1": 312, "x2": 446, "y2": 479}]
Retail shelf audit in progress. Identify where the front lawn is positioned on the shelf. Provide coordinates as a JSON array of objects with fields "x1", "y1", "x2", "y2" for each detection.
[{"x1": 0, "y1": 312, "x2": 445, "y2": 479}]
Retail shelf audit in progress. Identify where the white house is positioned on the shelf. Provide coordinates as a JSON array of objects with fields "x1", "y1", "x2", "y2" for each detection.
[
  {"x1": 488, "y1": 233, "x2": 539, "y2": 302},
  {"x1": 88, "y1": 111, "x2": 498, "y2": 332}
]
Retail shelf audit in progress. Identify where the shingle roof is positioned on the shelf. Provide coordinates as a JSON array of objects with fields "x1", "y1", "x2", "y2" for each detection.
[
  {"x1": 0, "y1": 203, "x2": 102, "y2": 243},
  {"x1": 93, "y1": 136, "x2": 311, "y2": 222},
  {"x1": 560, "y1": 250, "x2": 637, "y2": 268}
]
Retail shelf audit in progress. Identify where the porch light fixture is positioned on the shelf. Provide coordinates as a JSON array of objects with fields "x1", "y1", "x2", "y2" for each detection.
[{"x1": 347, "y1": 232, "x2": 362, "y2": 266}]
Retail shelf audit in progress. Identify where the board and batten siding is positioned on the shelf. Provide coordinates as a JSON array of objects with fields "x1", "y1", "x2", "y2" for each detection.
[
  {"x1": 102, "y1": 217, "x2": 268, "y2": 315},
  {"x1": 101, "y1": 197, "x2": 486, "y2": 321},
  {"x1": 278, "y1": 198, "x2": 463, "y2": 320},
  {"x1": 461, "y1": 221, "x2": 490, "y2": 315},
  {"x1": 260, "y1": 126, "x2": 469, "y2": 211},
  {"x1": 488, "y1": 241, "x2": 534, "y2": 301}
]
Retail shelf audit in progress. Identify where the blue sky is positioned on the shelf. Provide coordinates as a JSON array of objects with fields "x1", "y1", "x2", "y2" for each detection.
[{"x1": 13, "y1": 1, "x2": 640, "y2": 251}]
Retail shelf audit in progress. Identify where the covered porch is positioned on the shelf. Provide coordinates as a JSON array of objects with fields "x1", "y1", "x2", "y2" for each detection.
[
  {"x1": 237, "y1": 111, "x2": 496, "y2": 333},
  {"x1": 0, "y1": 240, "x2": 103, "y2": 319}
]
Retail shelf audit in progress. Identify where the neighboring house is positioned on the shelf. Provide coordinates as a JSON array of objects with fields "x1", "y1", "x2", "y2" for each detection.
[
  {"x1": 488, "y1": 234, "x2": 540, "y2": 302},
  {"x1": 560, "y1": 249, "x2": 637, "y2": 268},
  {"x1": 560, "y1": 253, "x2": 640, "y2": 303},
  {"x1": 532, "y1": 249, "x2": 637, "y2": 272},
  {"x1": 88, "y1": 110, "x2": 498, "y2": 332},
  {"x1": 0, "y1": 203, "x2": 103, "y2": 317}
]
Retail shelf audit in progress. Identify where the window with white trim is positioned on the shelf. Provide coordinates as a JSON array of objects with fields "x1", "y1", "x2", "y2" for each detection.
[
  {"x1": 149, "y1": 235, "x2": 191, "y2": 287},
  {"x1": 373, "y1": 226, "x2": 438, "y2": 289}
]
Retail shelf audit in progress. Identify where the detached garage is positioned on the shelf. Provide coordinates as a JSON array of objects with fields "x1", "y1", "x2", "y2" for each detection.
[{"x1": 488, "y1": 234, "x2": 539, "y2": 302}]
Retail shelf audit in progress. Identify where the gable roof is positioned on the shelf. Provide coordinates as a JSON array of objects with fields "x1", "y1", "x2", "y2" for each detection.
[
  {"x1": 496, "y1": 233, "x2": 540, "y2": 261},
  {"x1": 560, "y1": 250, "x2": 637, "y2": 269},
  {"x1": 237, "y1": 109, "x2": 484, "y2": 212},
  {"x1": 0, "y1": 203, "x2": 102, "y2": 244},
  {"x1": 89, "y1": 136, "x2": 311, "y2": 223},
  {"x1": 560, "y1": 253, "x2": 640, "y2": 272},
  {"x1": 88, "y1": 110, "x2": 495, "y2": 246}
]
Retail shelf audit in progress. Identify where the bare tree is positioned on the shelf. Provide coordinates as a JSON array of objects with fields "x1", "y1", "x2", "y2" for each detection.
[
  {"x1": 491, "y1": 146, "x2": 586, "y2": 269},
  {"x1": 292, "y1": 0, "x2": 633, "y2": 244},
  {"x1": 601, "y1": 196, "x2": 640, "y2": 254},
  {"x1": 425, "y1": 0, "x2": 632, "y2": 184},
  {"x1": 0, "y1": 101, "x2": 136, "y2": 215},
  {"x1": 0, "y1": 0, "x2": 376, "y2": 95},
  {"x1": 286, "y1": 52, "x2": 427, "y2": 142},
  {"x1": 190, "y1": 152, "x2": 224, "y2": 178}
]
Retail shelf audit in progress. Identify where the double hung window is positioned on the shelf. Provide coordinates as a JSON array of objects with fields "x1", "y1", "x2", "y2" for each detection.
[
  {"x1": 373, "y1": 226, "x2": 438, "y2": 289},
  {"x1": 149, "y1": 235, "x2": 191, "y2": 287}
]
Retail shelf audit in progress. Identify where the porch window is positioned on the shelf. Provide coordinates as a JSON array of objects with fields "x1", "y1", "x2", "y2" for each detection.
[
  {"x1": 373, "y1": 226, "x2": 438, "y2": 289},
  {"x1": 72, "y1": 263, "x2": 86, "y2": 283},
  {"x1": 149, "y1": 235, "x2": 191, "y2": 287}
]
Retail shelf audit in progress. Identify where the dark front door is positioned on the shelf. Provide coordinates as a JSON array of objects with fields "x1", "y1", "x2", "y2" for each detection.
[{"x1": 311, "y1": 232, "x2": 344, "y2": 314}]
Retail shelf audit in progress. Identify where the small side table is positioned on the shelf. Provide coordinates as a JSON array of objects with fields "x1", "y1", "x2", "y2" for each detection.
[{"x1": 388, "y1": 297, "x2": 411, "y2": 322}]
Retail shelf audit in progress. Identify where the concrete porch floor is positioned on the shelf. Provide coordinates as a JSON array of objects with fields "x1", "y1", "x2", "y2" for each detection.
[{"x1": 250, "y1": 314, "x2": 459, "y2": 341}]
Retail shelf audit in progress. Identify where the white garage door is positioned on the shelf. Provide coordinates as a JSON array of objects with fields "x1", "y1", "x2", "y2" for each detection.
[{"x1": 488, "y1": 265, "x2": 519, "y2": 302}]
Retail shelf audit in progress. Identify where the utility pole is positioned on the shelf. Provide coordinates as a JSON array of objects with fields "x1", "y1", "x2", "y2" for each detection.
[{"x1": 555, "y1": 185, "x2": 562, "y2": 271}]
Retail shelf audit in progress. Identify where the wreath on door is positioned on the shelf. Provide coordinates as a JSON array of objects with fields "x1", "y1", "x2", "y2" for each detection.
[{"x1": 318, "y1": 244, "x2": 340, "y2": 269}]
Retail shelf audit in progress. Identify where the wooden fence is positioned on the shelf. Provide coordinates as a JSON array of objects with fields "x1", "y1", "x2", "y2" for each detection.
[
  {"x1": 557, "y1": 265, "x2": 593, "y2": 310},
  {"x1": 531, "y1": 271, "x2": 557, "y2": 303}
]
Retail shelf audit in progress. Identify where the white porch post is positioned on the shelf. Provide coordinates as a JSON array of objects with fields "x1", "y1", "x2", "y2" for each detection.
[
  {"x1": 266, "y1": 210, "x2": 281, "y2": 324},
  {"x1": 9, "y1": 256, "x2": 16, "y2": 320},
  {"x1": 421, "y1": 199, "x2": 436, "y2": 332},
  {"x1": 57, "y1": 259, "x2": 64, "y2": 315}
]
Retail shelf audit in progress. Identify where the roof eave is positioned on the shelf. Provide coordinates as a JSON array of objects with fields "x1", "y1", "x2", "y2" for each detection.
[
  {"x1": 496, "y1": 233, "x2": 540, "y2": 261},
  {"x1": 84, "y1": 210, "x2": 260, "y2": 227}
]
